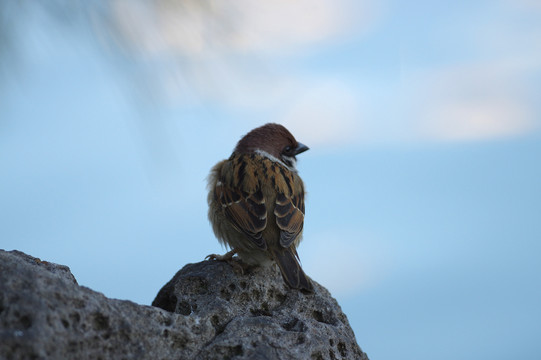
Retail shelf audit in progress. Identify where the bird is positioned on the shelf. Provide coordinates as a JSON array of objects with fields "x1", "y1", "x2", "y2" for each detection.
[{"x1": 206, "y1": 123, "x2": 313, "y2": 292}]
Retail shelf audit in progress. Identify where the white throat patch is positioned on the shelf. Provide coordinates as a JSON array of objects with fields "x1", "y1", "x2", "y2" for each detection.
[{"x1": 254, "y1": 149, "x2": 297, "y2": 172}]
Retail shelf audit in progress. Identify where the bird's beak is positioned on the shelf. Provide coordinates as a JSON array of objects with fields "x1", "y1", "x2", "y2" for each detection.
[{"x1": 294, "y1": 142, "x2": 309, "y2": 155}]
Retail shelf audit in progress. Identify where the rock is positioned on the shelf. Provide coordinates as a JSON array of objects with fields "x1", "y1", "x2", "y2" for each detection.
[
  {"x1": 0, "y1": 250, "x2": 368, "y2": 360},
  {"x1": 153, "y1": 260, "x2": 368, "y2": 360}
]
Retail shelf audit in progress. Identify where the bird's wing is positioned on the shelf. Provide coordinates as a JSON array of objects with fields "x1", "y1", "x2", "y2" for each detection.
[
  {"x1": 274, "y1": 186, "x2": 305, "y2": 249},
  {"x1": 215, "y1": 184, "x2": 268, "y2": 249}
]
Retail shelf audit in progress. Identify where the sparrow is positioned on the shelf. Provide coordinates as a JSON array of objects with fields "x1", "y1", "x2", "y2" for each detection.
[{"x1": 207, "y1": 123, "x2": 313, "y2": 292}]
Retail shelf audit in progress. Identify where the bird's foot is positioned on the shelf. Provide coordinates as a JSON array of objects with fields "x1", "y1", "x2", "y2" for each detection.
[
  {"x1": 205, "y1": 248, "x2": 237, "y2": 262},
  {"x1": 205, "y1": 249, "x2": 246, "y2": 274}
]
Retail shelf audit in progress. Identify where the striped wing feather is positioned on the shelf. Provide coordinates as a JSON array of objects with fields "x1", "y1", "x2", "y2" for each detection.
[
  {"x1": 215, "y1": 185, "x2": 267, "y2": 249},
  {"x1": 274, "y1": 192, "x2": 305, "y2": 248}
]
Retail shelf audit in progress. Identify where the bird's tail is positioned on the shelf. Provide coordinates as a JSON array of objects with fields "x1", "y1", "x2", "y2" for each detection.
[{"x1": 270, "y1": 248, "x2": 313, "y2": 293}]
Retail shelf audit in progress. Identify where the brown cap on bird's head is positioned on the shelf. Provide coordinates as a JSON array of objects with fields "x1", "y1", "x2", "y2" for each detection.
[{"x1": 234, "y1": 123, "x2": 309, "y2": 169}]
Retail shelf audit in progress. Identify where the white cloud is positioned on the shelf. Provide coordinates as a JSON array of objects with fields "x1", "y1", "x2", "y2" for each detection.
[
  {"x1": 399, "y1": 1, "x2": 541, "y2": 143},
  {"x1": 109, "y1": 0, "x2": 368, "y2": 56},
  {"x1": 404, "y1": 58, "x2": 540, "y2": 142},
  {"x1": 98, "y1": 0, "x2": 541, "y2": 145},
  {"x1": 101, "y1": 0, "x2": 377, "y2": 113},
  {"x1": 419, "y1": 95, "x2": 534, "y2": 142}
]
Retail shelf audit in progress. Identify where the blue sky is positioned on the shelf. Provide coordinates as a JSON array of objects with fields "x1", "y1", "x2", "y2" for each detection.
[{"x1": 2, "y1": 1, "x2": 541, "y2": 359}]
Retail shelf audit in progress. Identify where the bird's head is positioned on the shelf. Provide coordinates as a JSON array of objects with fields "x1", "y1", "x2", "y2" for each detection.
[{"x1": 234, "y1": 123, "x2": 309, "y2": 171}]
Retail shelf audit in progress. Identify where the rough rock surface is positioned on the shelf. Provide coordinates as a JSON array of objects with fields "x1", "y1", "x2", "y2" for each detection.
[{"x1": 0, "y1": 249, "x2": 368, "y2": 360}]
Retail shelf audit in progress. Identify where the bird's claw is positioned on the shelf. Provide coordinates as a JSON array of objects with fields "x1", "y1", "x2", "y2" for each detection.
[
  {"x1": 205, "y1": 249, "x2": 246, "y2": 274},
  {"x1": 205, "y1": 248, "x2": 236, "y2": 261}
]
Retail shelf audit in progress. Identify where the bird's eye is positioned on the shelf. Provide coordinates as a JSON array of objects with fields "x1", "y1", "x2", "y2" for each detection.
[{"x1": 283, "y1": 146, "x2": 292, "y2": 154}]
